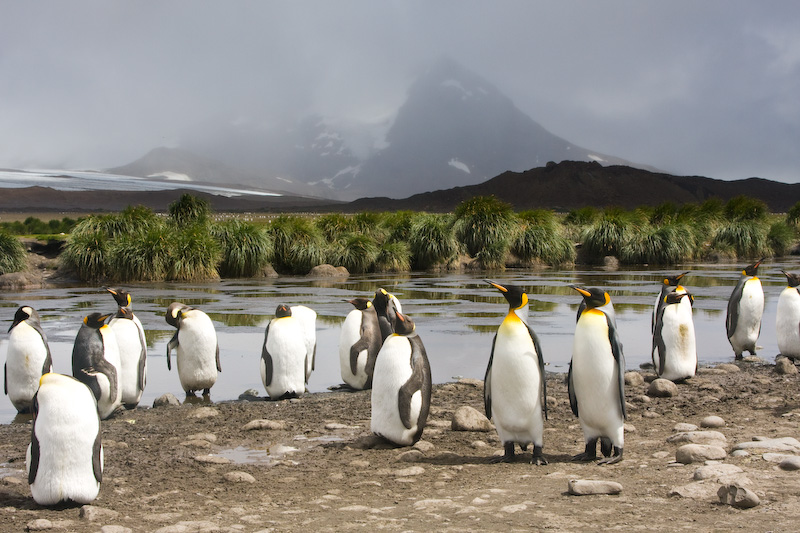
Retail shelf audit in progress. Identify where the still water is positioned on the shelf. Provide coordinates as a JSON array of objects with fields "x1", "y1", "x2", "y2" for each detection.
[{"x1": 2, "y1": 260, "x2": 799, "y2": 424}]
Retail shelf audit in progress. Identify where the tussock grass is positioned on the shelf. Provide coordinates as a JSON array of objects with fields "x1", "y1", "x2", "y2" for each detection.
[
  {"x1": 580, "y1": 216, "x2": 631, "y2": 263},
  {"x1": 110, "y1": 226, "x2": 172, "y2": 281},
  {"x1": 0, "y1": 231, "x2": 26, "y2": 274},
  {"x1": 169, "y1": 193, "x2": 211, "y2": 226},
  {"x1": 409, "y1": 214, "x2": 460, "y2": 269},
  {"x1": 315, "y1": 213, "x2": 357, "y2": 240},
  {"x1": 330, "y1": 233, "x2": 379, "y2": 274},
  {"x1": 768, "y1": 221, "x2": 795, "y2": 256},
  {"x1": 711, "y1": 220, "x2": 771, "y2": 258},
  {"x1": 168, "y1": 225, "x2": 221, "y2": 281},
  {"x1": 512, "y1": 224, "x2": 576, "y2": 266},
  {"x1": 270, "y1": 216, "x2": 328, "y2": 274},
  {"x1": 213, "y1": 220, "x2": 273, "y2": 278},
  {"x1": 61, "y1": 231, "x2": 110, "y2": 280},
  {"x1": 374, "y1": 241, "x2": 412, "y2": 272},
  {"x1": 724, "y1": 195, "x2": 768, "y2": 221},
  {"x1": 620, "y1": 223, "x2": 697, "y2": 264}
]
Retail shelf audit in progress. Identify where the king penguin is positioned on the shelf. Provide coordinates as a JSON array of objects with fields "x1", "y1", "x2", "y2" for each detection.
[
  {"x1": 27, "y1": 373, "x2": 102, "y2": 506},
  {"x1": 261, "y1": 304, "x2": 307, "y2": 400},
  {"x1": 726, "y1": 259, "x2": 765, "y2": 359},
  {"x1": 72, "y1": 312, "x2": 122, "y2": 420},
  {"x1": 5, "y1": 306, "x2": 52, "y2": 413},
  {"x1": 339, "y1": 297, "x2": 382, "y2": 390},
  {"x1": 290, "y1": 305, "x2": 317, "y2": 386},
  {"x1": 652, "y1": 291, "x2": 697, "y2": 381},
  {"x1": 568, "y1": 286, "x2": 626, "y2": 465},
  {"x1": 483, "y1": 280, "x2": 548, "y2": 465},
  {"x1": 106, "y1": 288, "x2": 147, "y2": 409},
  {"x1": 370, "y1": 310, "x2": 431, "y2": 446},
  {"x1": 373, "y1": 288, "x2": 403, "y2": 341},
  {"x1": 166, "y1": 302, "x2": 221, "y2": 396},
  {"x1": 652, "y1": 272, "x2": 691, "y2": 333},
  {"x1": 776, "y1": 270, "x2": 800, "y2": 359}
]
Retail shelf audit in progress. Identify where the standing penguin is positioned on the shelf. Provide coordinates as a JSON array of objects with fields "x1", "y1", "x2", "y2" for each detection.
[
  {"x1": 166, "y1": 303, "x2": 221, "y2": 396},
  {"x1": 568, "y1": 286, "x2": 626, "y2": 465},
  {"x1": 261, "y1": 304, "x2": 307, "y2": 400},
  {"x1": 27, "y1": 373, "x2": 102, "y2": 506},
  {"x1": 370, "y1": 311, "x2": 431, "y2": 446},
  {"x1": 106, "y1": 288, "x2": 147, "y2": 409},
  {"x1": 652, "y1": 272, "x2": 691, "y2": 332},
  {"x1": 72, "y1": 312, "x2": 122, "y2": 420},
  {"x1": 483, "y1": 280, "x2": 548, "y2": 465},
  {"x1": 373, "y1": 288, "x2": 403, "y2": 341},
  {"x1": 290, "y1": 305, "x2": 317, "y2": 386},
  {"x1": 652, "y1": 292, "x2": 697, "y2": 381},
  {"x1": 776, "y1": 270, "x2": 800, "y2": 359},
  {"x1": 726, "y1": 259, "x2": 765, "y2": 359},
  {"x1": 5, "y1": 306, "x2": 52, "y2": 413},
  {"x1": 339, "y1": 298, "x2": 382, "y2": 390}
]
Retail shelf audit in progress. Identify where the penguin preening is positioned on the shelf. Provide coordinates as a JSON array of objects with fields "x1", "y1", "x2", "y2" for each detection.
[
  {"x1": 166, "y1": 302, "x2": 221, "y2": 396},
  {"x1": 27, "y1": 373, "x2": 102, "y2": 506},
  {"x1": 72, "y1": 312, "x2": 122, "y2": 420},
  {"x1": 777, "y1": 270, "x2": 800, "y2": 359},
  {"x1": 290, "y1": 305, "x2": 317, "y2": 385},
  {"x1": 373, "y1": 288, "x2": 402, "y2": 341},
  {"x1": 652, "y1": 272, "x2": 692, "y2": 333},
  {"x1": 483, "y1": 280, "x2": 548, "y2": 465},
  {"x1": 261, "y1": 304, "x2": 306, "y2": 400},
  {"x1": 568, "y1": 286, "x2": 626, "y2": 465},
  {"x1": 5, "y1": 306, "x2": 52, "y2": 413},
  {"x1": 339, "y1": 298, "x2": 382, "y2": 390},
  {"x1": 652, "y1": 291, "x2": 697, "y2": 382},
  {"x1": 726, "y1": 259, "x2": 765, "y2": 359},
  {"x1": 106, "y1": 288, "x2": 147, "y2": 409},
  {"x1": 370, "y1": 310, "x2": 431, "y2": 446}
]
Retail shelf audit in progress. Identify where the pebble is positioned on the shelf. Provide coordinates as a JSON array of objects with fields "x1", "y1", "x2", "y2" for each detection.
[
  {"x1": 471, "y1": 440, "x2": 489, "y2": 449},
  {"x1": 451, "y1": 406, "x2": 493, "y2": 432},
  {"x1": 25, "y1": 519, "x2": 54, "y2": 531},
  {"x1": 624, "y1": 371, "x2": 645, "y2": 387},
  {"x1": 667, "y1": 430, "x2": 727, "y2": 447},
  {"x1": 190, "y1": 407, "x2": 218, "y2": 419},
  {"x1": 1, "y1": 476, "x2": 23, "y2": 485},
  {"x1": 693, "y1": 464, "x2": 743, "y2": 481},
  {"x1": 567, "y1": 479, "x2": 623, "y2": 496},
  {"x1": 396, "y1": 450, "x2": 424, "y2": 462},
  {"x1": 153, "y1": 393, "x2": 180, "y2": 407},
  {"x1": 325, "y1": 423, "x2": 359, "y2": 430},
  {"x1": 669, "y1": 482, "x2": 720, "y2": 500},
  {"x1": 100, "y1": 526, "x2": 133, "y2": 533},
  {"x1": 673, "y1": 423, "x2": 698, "y2": 432},
  {"x1": 187, "y1": 433, "x2": 217, "y2": 442},
  {"x1": 457, "y1": 378, "x2": 483, "y2": 388},
  {"x1": 242, "y1": 419, "x2": 287, "y2": 431},
  {"x1": 648, "y1": 378, "x2": 678, "y2": 397},
  {"x1": 238, "y1": 388, "x2": 261, "y2": 400},
  {"x1": 733, "y1": 437, "x2": 800, "y2": 453},
  {"x1": 778, "y1": 457, "x2": 800, "y2": 471},
  {"x1": 393, "y1": 466, "x2": 425, "y2": 477},
  {"x1": 630, "y1": 395, "x2": 651, "y2": 404},
  {"x1": 675, "y1": 444, "x2": 727, "y2": 464},
  {"x1": 717, "y1": 484, "x2": 760, "y2": 508},
  {"x1": 730, "y1": 450, "x2": 750, "y2": 457},
  {"x1": 652, "y1": 451, "x2": 671, "y2": 459},
  {"x1": 153, "y1": 521, "x2": 221, "y2": 533},
  {"x1": 413, "y1": 440, "x2": 435, "y2": 452},
  {"x1": 775, "y1": 357, "x2": 798, "y2": 375},
  {"x1": 224, "y1": 471, "x2": 257, "y2": 483},
  {"x1": 700, "y1": 416, "x2": 726, "y2": 428},
  {"x1": 79, "y1": 505, "x2": 120, "y2": 521},
  {"x1": 715, "y1": 363, "x2": 740, "y2": 373},
  {"x1": 349, "y1": 460, "x2": 370, "y2": 468},
  {"x1": 642, "y1": 411, "x2": 661, "y2": 418}
]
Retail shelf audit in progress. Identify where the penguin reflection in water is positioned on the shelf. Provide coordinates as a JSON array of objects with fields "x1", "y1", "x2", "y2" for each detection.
[
  {"x1": 726, "y1": 259, "x2": 765, "y2": 359},
  {"x1": 261, "y1": 304, "x2": 307, "y2": 400},
  {"x1": 166, "y1": 303, "x2": 221, "y2": 397},
  {"x1": 5, "y1": 306, "x2": 53, "y2": 413},
  {"x1": 27, "y1": 373, "x2": 103, "y2": 506},
  {"x1": 483, "y1": 280, "x2": 548, "y2": 465},
  {"x1": 72, "y1": 312, "x2": 122, "y2": 420},
  {"x1": 370, "y1": 310, "x2": 431, "y2": 446},
  {"x1": 569, "y1": 286, "x2": 626, "y2": 465}
]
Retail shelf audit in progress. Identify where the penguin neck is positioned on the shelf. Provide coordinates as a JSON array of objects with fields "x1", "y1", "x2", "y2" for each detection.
[{"x1": 506, "y1": 306, "x2": 528, "y2": 324}]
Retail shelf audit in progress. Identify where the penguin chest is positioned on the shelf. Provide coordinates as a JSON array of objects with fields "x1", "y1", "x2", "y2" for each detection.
[
  {"x1": 176, "y1": 316, "x2": 218, "y2": 388},
  {"x1": 263, "y1": 318, "x2": 306, "y2": 397},
  {"x1": 339, "y1": 310, "x2": 368, "y2": 387},
  {"x1": 6, "y1": 323, "x2": 49, "y2": 409},
  {"x1": 735, "y1": 279, "x2": 765, "y2": 336},
  {"x1": 658, "y1": 305, "x2": 696, "y2": 380},
  {"x1": 371, "y1": 336, "x2": 421, "y2": 445},
  {"x1": 109, "y1": 318, "x2": 146, "y2": 400}
]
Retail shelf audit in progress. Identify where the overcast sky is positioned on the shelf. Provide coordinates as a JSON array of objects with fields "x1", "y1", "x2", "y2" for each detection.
[{"x1": 2, "y1": 1, "x2": 799, "y2": 182}]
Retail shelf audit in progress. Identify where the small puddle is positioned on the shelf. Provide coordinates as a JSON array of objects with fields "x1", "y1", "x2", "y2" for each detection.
[{"x1": 214, "y1": 434, "x2": 345, "y2": 464}]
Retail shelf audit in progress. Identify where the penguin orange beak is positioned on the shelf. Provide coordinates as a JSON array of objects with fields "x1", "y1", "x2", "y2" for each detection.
[
  {"x1": 570, "y1": 285, "x2": 591, "y2": 298},
  {"x1": 485, "y1": 280, "x2": 507, "y2": 293}
]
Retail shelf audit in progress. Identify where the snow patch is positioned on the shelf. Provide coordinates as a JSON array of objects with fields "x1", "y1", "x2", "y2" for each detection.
[
  {"x1": 441, "y1": 79, "x2": 472, "y2": 100},
  {"x1": 448, "y1": 158, "x2": 471, "y2": 174},
  {"x1": 588, "y1": 154, "x2": 607, "y2": 163},
  {"x1": 148, "y1": 171, "x2": 192, "y2": 181}
]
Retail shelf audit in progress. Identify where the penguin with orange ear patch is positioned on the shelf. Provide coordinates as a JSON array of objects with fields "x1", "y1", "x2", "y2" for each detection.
[{"x1": 72, "y1": 312, "x2": 122, "y2": 419}]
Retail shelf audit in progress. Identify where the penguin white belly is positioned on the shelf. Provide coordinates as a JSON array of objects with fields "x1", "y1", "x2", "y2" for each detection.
[
  {"x1": 572, "y1": 312, "x2": 624, "y2": 447},
  {"x1": 658, "y1": 305, "x2": 696, "y2": 381},
  {"x1": 777, "y1": 288, "x2": 800, "y2": 358},
  {"x1": 262, "y1": 318, "x2": 306, "y2": 398},
  {"x1": 339, "y1": 310, "x2": 368, "y2": 389},
  {"x1": 109, "y1": 318, "x2": 146, "y2": 406},
  {"x1": 6, "y1": 323, "x2": 50, "y2": 412},
  {"x1": 27, "y1": 375, "x2": 101, "y2": 505},
  {"x1": 176, "y1": 318, "x2": 218, "y2": 392},
  {"x1": 371, "y1": 336, "x2": 421, "y2": 446},
  {"x1": 729, "y1": 279, "x2": 764, "y2": 353},
  {"x1": 291, "y1": 305, "x2": 317, "y2": 381},
  {"x1": 490, "y1": 323, "x2": 543, "y2": 446}
]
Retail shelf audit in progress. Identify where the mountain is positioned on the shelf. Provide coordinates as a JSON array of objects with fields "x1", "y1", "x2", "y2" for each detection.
[{"x1": 346, "y1": 160, "x2": 800, "y2": 213}]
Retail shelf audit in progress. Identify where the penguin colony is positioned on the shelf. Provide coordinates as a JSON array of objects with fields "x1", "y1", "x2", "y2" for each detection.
[{"x1": 4, "y1": 262, "x2": 799, "y2": 505}]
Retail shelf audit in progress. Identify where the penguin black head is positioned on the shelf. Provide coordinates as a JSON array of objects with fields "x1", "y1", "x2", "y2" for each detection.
[
  {"x1": 275, "y1": 304, "x2": 292, "y2": 318},
  {"x1": 781, "y1": 270, "x2": 800, "y2": 288},
  {"x1": 663, "y1": 272, "x2": 689, "y2": 287},
  {"x1": 348, "y1": 298, "x2": 372, "y2": 311},
  {"x1": 485, "y1": 280, "x2": 528, "y2": 310},
  {"x1": 9, "y1": 305, "x2": 38, "y2": 332},
  {"x1": 571, "y1": 285, "x2": 610, "y2": 310},
  {"x1": 743, "y1": 258, "x2": 765, "y2": 277},
  {"x1": 106, "y1": 287, "x2": 132, "y2": 307},
  {"x1": 166, "y1": 302, "x2": 190, "y2": 327},
  {"x1": 664, "y1": 292, "x2": 687, "y2": 305},
  {"x1": 115, "y1": 307, "x2": 134, "y2": 320},
  {"x1": 372, "y1": 288, "x2": 391, "y2": 313},
  {"x1": 83, "y1": 312, "x2": 112, "y2": 329},
  {"x1": 392, "y1": 311, "x2": 415, "y2": 336}
]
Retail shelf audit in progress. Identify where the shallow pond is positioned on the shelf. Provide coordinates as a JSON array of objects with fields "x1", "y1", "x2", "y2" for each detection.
[{"x1": 2, "y1": 260, "x2": 799, "y2": 424}]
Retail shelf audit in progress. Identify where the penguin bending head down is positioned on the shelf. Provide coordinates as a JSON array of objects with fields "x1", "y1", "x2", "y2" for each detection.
[
  {"x1": 338, "y1": 298, "x2": 382, "y2": 390},
  {"x1": 777, "y1": 270, "x2": 800, "y2": 359},
  {"x1": 373, "y1": 288, "x2": 402, "y2": 341},
  {"x1": 72, "y1": 312, "x2": 122, "y2": 420},
  {"x1": 726, "y1": 259, "x2": 765, "y2": 359},
  {"x1": 568, "y1": 286, "x2": 626, "y2": 465},
  {"x1": 166, "y1": 302, "x2": 221, "y2": 396},
  {"x1": 483, "y1": 280, "x2": 548, "y2": 465},
  {"x1": 261, "y1": 304, "x2": 307, "y2": 400},
  {"x1": 5, "y1": 306, "x2": 53, "y2": 414}
]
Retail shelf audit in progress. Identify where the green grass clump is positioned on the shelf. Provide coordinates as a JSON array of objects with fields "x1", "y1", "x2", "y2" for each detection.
[
  {"x1": 724, "y1": 195, "x2": 768, "y2": 221},
  {"x1": 0, "y1": 231, "x2": 26, "y2": 274},
  {"x1": 270, "y1": 216, "x2": 328, "y2": 274},
  {"x1": 787, "y1": 202, "x2": 800, "y2": 228},
  {"x1": 620, "y1": 223, "x2": 697, "y2": 264},
  {"x1": 168, "y1": 225, "x2": 221, "y2": 281},
  {"x1": 213, "y1": 220, "x2": 274, "y2": 278},
  {"x1": 564, "y1": 206, "x2": 599, "y2": 227},
  {"x1": 512, "y1": 224, "x2": 575, "y2": 266},
  {"x1": 580, "y1": 215, "x2": 631, "y2": 263},
  {"x1": 768, "y1": 221, "x2": 796, "y2": 256},
  {"x1": 315, "y1": 213, "x2": 357, "y2": 240},
  {"x1": 110, "y1": 225, "x2": 172, "y2": 281},
  {"x1": 409, "y1": 214, "x2": 460, "y2": 270},
  {"x1": 169, "y1": 193, "x2": 211, "y2": 226},
  {"x1": 61, "y1": 231, "x2": 110, "y2": 280},
  {"x1": 329, "y1": 233, "x2": 379, "y2": 274},
  {"x1": 454, "y1": 196, "x2": 516, "y2": 268},
  {"x1": 382, "y1": 210, "x2": 418, "y2": 242},
  {"x1": 711, "y1": 220, "x2": 771, "y2": 258},
  {"x1": 374, "y1": 240, "x2": 412, "y2": 272}
]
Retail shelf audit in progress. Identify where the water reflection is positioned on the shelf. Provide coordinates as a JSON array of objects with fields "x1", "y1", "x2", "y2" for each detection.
[{"x1": 2, "y1": 260, "x2": 799, "y2": 424}]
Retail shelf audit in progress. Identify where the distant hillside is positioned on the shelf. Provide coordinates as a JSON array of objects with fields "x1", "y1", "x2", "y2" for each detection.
[{"x1": 346, "y1": 161, "x2": 800, "y2": 212}]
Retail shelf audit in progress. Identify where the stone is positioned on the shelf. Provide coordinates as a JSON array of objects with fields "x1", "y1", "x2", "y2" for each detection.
[
  {"x1": 1, "y1": 476, "x2": 23, "y2": 485},
  {"x1": 603, "y1": 256, "x2": 620, "y2": 271},
  {"x1": 325, "y1": 423, "x2": 359, "y2": 430},
  {"x1": 153, "y1": 521, "x2": 221, "y2": 533},
  {"x1": 693, "y1": 464, "x2": 743, "y2": 481},
  {"x1": 675, "y1": 444, "x2": 727, "y2": 464},
  {"x1": 452, "y1": 406, "x2": 493, "y2": 432},
  {"x1": 717, "y1": 484, "x2": 760, "y2": 508},
  {"x1": 730, "y1": 450, "x2": 750, "y2": 457},
  {"x1": 396, "y1": 450, "x2": 424, "y2": 463},
  {"x1": 79, "y1": 505, "x2": 120, "y2": 521},
  {"x1": 100, "y1": 526, "x2": 133, "y2": 533},
  {"x1": 700, "y1": 416, "x2": 726, "y2": 428},
  {"x1": 648, "y1": 378, "x2": 678, "y2": 398},
  {"x1": 775, "y1": 357, "x2": 798, "y2": 375},
  {"x1": 25, "y1": 519, "x2": 54, "y2": 531},
  {"x1": 667, "y1": 431, "x2": 727, "y2": 447},
  {"x1": 153, "y1": 393, "x2": 180, "y2": 407},
  {"x1": 238, "y1": 389, "x2": 261, "y2": 401},
  {"x1": 669, "y1": 482, "x2": 720, "y2": 500},
  {"x1": 457, "y1": 378, "x2": 483, "y2": 388},
  {"x1": 392, "y1": 466, "x2": 425, "y2": 477},
  {"x1": 715, "y1": 363, "x2": 740, "y2": 373},
  {"x1": 224, "y1": 471, "x2": 257, "y2": 483},
  {"x1": 243, "y1": 419, "x2": 287, "y2": 431},
  {"x1": 307, "y1": 264, "x2": 349, "y2": 277},
  {"x1": 187, "y1": 433, "x2": 217, "y2": 443},
  {"x1": 779, "y1": 457, "x2": 800, "y2": 471},
  {"x1": 733, "y1": 437, "x2": 800, "y2": 453},
  {"x1": 624, "y1": 372, "x2": 645, "y2": 387},
  {"x1": 190, "y1": 407, "x2": 218, "y2": 418},
  {"x1": 673, "y1": 423, "x2": 698, "y2": 432},
  {"x1": 413, "y1": 440, "x2": 435, "y2": 452},
  {"x1": 567, "y1": 479, "x2": 623, "y2": 496}
]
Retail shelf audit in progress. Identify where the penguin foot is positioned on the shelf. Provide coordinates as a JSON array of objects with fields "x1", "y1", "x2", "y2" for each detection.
[
  {"x1": 735, "y1": 353, "x2": 743, "y2": 360},
  {"x1": 531, "y1": 446, "x2": 548, "y2": 466},
  {"x1": 202, "y1": 388, "x2": 211, "y2": 396},
  {"x1": 597, "y1": 447, "x2": 623, "y2": 465},
  {"x1": 572, "y1": 439, "x2": 598, "y2": 462},
  {"x1": 490, "y1": 442, "x2": 516, "y2": 463}
]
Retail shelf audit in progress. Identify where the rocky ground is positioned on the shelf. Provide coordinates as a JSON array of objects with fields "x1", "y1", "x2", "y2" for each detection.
[{"x1": 2, "y1": 361, "x2": 800, "y2": 532}]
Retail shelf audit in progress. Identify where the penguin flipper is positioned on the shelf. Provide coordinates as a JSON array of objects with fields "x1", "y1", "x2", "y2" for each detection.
[
  {"x1": 79, "y1": 368, "x2": 104, "y2": 402},
  {"x1": 483, "y1": 334, "x2": 497, "y2": 419},
  {"x1": 215, "y1": 342, "x2": 222, "y2": 373},
  {"x1": 398, "y1": 337, "x2": 431, "y2": 432},
  {"x1": 28, "y1": 410, "x2": 40, "y2": 484},
  {"x1": 653, "y1": 306, "x2": 667, "y2": 375},
  {"x1": 349, "y1": 339, "x2": 367, "y2": 376},
  {"x1": 93, "y1": 429, "x2": 103, "y2": 483},
  {"x1": 567, "y1": 360, "x2": 578, "y2": 417},
  {"x1": 261, "y1": 323, "x2": 273, "y2": 387},
  {"x1": 3, "y1": 363, "x2": 6, "y2": 395},
  {"x1": 607, "y1": 314, "x2": 627, "y2": 421},
  {"x1": 726, "y1": 277, "x2": 746, "y2": 338},
  {"x1": 527, "y1": 324, "x2": 548, "y2": 420},
  {"x1": 166, "y1": 331, "x2": 179, "y2": 371}
]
